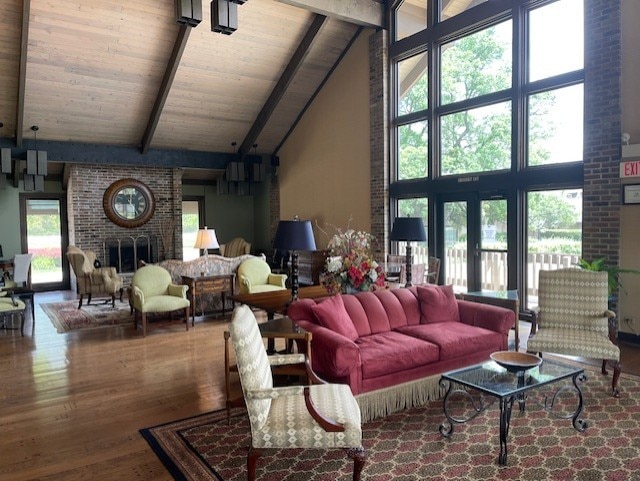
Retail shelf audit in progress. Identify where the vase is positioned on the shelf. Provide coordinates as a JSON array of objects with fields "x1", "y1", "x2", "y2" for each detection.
[{"x1": 343, "y1": 285, "x2": 360, "y2": 295}]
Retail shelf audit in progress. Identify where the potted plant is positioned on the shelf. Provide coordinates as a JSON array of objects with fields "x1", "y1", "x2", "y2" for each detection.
[{"x1": 577, "y1": 257, "x2": 640, "y2": 297}]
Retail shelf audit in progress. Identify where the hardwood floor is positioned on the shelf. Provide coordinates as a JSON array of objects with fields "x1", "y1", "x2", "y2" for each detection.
[{"x1": 1, "y1": 291, "x2": 639, "y2": 480}]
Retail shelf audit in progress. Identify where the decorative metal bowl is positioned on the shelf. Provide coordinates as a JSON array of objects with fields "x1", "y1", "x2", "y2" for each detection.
[{"x1": 490, "y1": 351, "x2": 542, "y2": 372}]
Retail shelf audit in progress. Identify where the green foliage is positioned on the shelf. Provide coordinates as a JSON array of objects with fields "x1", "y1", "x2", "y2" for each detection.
[
  {"x1": 578, "y1": 257, "x2": 640, "y2": 296},
  {"x1": 26, "y1": 215, "x2": 61, "y2": 236},
  {"x1": 539, "y1": 229, "x2": 581, "y2": 241},
  {"x1": 529, "y1": 239, "x2": 581, "y2": 255}
]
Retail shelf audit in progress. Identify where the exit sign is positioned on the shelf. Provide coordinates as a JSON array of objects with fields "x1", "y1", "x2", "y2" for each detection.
[{"x1": 620, "y1": 160, "x2": 640, "y2": 178}]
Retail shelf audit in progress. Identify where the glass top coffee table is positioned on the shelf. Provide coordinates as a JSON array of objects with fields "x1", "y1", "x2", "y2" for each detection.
[{"x1": 439, "y1": 358, "x2": 587, "y2": 465}]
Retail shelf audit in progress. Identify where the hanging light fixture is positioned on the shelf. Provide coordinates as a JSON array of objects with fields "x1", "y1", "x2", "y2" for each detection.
[{"x1": 25, "y1": 125, "x2": 47, "y2": 192}]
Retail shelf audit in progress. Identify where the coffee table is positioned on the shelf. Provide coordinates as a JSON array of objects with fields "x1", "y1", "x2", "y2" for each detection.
[{"x1": 439, "y1": 358, "x2": 587, "y2": 465}]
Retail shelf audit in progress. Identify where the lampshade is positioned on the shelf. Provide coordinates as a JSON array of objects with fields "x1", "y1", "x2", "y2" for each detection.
[
  {"x1": 274, "y1": 220, "x2": 316, "y2": 251},
  {"x1": 390, "y1": 217, "x2": 427, "y2": 242},
  {"x1": 194, "y1": 226, "x2": 220, "y2": 250}
]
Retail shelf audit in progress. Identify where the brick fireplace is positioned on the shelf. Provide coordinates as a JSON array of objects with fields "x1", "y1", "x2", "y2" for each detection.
[{"x1": 67, "y1": 164, "x2": 183, "y2": 274}]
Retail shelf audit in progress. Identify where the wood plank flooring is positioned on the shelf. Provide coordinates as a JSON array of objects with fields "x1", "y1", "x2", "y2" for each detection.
[{"x1": 1, "y1": 290, "x2": 639, "y2": 480}]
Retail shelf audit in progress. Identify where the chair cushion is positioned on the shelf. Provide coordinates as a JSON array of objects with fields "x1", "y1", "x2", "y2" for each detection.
[
  {"x1": 528, "y1": 327, "x2": 620, "y2": 361},
  {"x1": 252, "y1": 383, "x2": 362, "y2": 449},
  {"x1": 138, "y1": 295, "x2": 190, "y2": 313},
  {"x1": 417, "y1": 284, "x2": 460, "y2": 324},
  {"x1": 249, "y1": 284, "x2": 287, "y2": 294},
  {"x1": 311, "y1": 294, "x2": 359, "y2": 341}
]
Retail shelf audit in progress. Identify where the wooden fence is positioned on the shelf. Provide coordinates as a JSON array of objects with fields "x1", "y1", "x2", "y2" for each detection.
[{"x1": 398, "y1": 244, "x2": 579, "y2": 297}]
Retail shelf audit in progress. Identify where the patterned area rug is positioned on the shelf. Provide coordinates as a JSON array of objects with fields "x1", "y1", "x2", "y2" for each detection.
[
  {"x1": 41, "y1": 300, "x2": 133, "y2": 333},
  {"x1": 141, "y1": 366, "x2": 640, "y2": 481}
]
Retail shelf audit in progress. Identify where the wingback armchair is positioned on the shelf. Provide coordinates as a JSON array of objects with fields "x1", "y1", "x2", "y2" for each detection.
[
  {"x1": 237, "y1": 258, "x2": 287, "y2": 294},
  {"x1": 131, "y1": 265, "x2": 190, "y2": 337},
  {"x1": 220, "y1": 237, "x2": 251, "y2": 257},
  {"x1": 66, "y1": 246, "x2": 123, "y2": 309},
  {"x1": 228, "y1": 304, "x2": 366, "y2": 481},
  {"x1": 527, "y1": 268, "x2": 622, "y2": 397}
]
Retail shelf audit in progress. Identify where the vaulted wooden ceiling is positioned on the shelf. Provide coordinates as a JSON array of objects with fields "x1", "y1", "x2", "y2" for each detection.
[{"x1": 0, "y1": 0, "x2": 385, "y2": 171}]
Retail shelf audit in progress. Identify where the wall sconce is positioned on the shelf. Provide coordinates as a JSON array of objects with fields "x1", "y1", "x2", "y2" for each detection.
[{"x1": 175, "y1": 0, "x2": 203, "y2": 27}]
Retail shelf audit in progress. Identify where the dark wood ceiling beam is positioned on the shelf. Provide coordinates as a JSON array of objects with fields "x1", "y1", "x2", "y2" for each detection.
[
  {"x1": 238, "y1": 14, "x2": 328, "y2": 160},
  {"x1": 273, "y1": 26, "x2": 363, "y2": 156},
  {"x1": 0, "y1": 137, "x2": 259, "y2": 170},
  {"x1": 62, "y1": 162, "x2": 71, "y2": 190},
  {"x1": 15, "y1": 0, "x2": 31, "y2": 147},
  {"x1": 141, "y1": 24, "x2": 192, "y2": 154},
  {"x1": 275, "y1": 0, "x2": 384, "y2": 28}
]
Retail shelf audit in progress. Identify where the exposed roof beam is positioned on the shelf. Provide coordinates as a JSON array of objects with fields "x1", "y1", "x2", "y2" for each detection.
[
  {"x1": 0, "y1": 138, "x2": 259, "y2": 170},
  {"x1": 238, "y1": 14, "x2": 328, "y2": 160},
  {"x1": 273, "y1": 26, "x2": 363, "y2": 156},
  {"x1": 275, "y1": 0, "x2": 384, "y2": 28},
  {"x1": 141, "y1": 24, "x2": 192, "y2": 154},
  {"x1": 15, "y1": 0, "x2": 31, "y2": 147},
  {"x1": 62, "y1": 162, "x2": 71, "y2": 190}
]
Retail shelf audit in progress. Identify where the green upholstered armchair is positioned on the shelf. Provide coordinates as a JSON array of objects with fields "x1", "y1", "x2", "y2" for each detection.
[
  {"x1": 131, "y1": 265, "x2": 190, "y2": 337},
  {"x1": 66, "y1": 246, "x2": 123, "y2": 309},
  {"x1": 237, "y1": 258, "x2": 287, "y2": 295},
  {"x1": 228, "y1": 305, "x2": 365, "y2": 481},
  {"x1": 527, "y1": 268, "x2": 622, "y2": 397},
  {"x1": 220, "y1": 237, "x2": 251, "y2": 257},
  {"x1": 0, "y1": 294, "x2": 26, "y2": 336}
]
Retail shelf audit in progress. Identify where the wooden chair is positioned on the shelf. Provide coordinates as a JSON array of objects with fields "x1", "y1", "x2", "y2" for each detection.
[
  {"x1": 228, "y1": 304, "x2": 366, "y2": 481},
  {"x1": 2, "y1": 253, "x2": 35, "y2": 321},
  {"x1": 427, "y1": 256, "x2": 441, "y2": 284},
  {"x1": 527, "y1": 268, "x2": 621, "y2": 397}
]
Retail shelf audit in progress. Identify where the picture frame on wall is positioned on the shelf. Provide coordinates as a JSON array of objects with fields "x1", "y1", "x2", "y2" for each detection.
[{"x1": 622, "y1": 184, "x2": 640, "y2": 204}]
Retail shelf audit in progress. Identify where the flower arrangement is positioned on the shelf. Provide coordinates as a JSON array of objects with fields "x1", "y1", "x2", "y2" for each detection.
[{"x1": 320, "y1": 226, "x2": 386, "y2": 294}]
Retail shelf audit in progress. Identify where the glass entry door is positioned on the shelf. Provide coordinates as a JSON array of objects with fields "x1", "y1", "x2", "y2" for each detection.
[
  {"x1": 20, "y1": 194, "x2": 69, "y2": 291},
  {"x1": 439, "y1": 193, "x2": 510, "y2": 293}
]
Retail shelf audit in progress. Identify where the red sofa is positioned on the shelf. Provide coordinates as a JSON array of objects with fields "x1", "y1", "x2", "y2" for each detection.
[{"x1": 288, "y1": 285, "x2": 515, "y2": 420}]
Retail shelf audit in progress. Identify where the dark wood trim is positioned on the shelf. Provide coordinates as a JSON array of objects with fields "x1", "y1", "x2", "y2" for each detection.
[
  {"x1": 141, "y1": 25, "x2": 192, "y2": 154},
  {"x1": 0, "y1": 138, "x2": 260, "y2": 170},
  {"x1": 238, "y1": 14, "x2": 328, "y2": 160},
  {"x1": 19, "y1": 193, "x2": 70, "y2": 292},
  {"x1": 274, "y1": 26, "x2": 363, "y2": 155},
  {"x1": 15, "y1": 0, "x2": 31, "y2": 147}
]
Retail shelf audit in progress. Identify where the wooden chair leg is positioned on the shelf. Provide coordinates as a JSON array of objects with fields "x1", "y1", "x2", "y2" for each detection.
[
  {"x1": 20, "y1": 311, "x2": 25, "y2": 337},
  {"x1": 111, "y1": 294, "x2": 116, "y2": 308},
  {"x1": 611, "y1": 360, "x2": 621, "y2": 398},
  {"x1": 87, "y1": 294, "x2": 92, "y2": 305},
  {"x1": 247, "y1": 447, "x2": 262, "y2": 481},
  {"x1": 185, "y1": 307, "x2": 190, "y2": 331},
  {"x1": 142, "y1": 312, "x2": 147, "y2": 337},
  {"x1": 601, "y1": 359, "x2": 608, "y2": 375},
  {"x1": 77, "y1": 294, "x2": 84, "y2": 309},
  {"x1": 348, "y1": 447, "x2": 366, "y2": 481}
]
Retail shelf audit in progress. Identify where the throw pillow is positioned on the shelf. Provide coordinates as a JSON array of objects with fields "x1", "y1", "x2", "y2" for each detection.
[
  {"x1": 417, "y1": 284, "x2": 460, "y2": 324},
  {"x1": 310, "y1": 294, "x2": 359, "y2": 341}
]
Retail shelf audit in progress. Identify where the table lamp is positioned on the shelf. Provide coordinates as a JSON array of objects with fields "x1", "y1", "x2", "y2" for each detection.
[
  {"x1": 390, "y1": 217, "x2": 426, "y2": 287},
  {"x1": 274, "y1": 216, "x2": 316, "y2": 301},
  {"x1": 194, "y1": 226, "x2": 219, "y2": 259}
]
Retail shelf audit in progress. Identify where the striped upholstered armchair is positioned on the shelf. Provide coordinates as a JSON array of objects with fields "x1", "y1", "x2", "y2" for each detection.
[
  {"x1": 527, "y1": 268, "x2": 621, "y2": 397},
  {"x1": 228, "y1": 304, "x2": 366, "y2": 480}
]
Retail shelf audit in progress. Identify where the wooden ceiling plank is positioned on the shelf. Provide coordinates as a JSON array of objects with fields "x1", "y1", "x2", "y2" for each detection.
[
  {"x1": 15, "y1": 0, "x2": 30, "y2": 147},
  {"x1": 141, "y1": 24, "x2": 191, "y2": 154},
  {"x1": 238, "y1": 13, "x2": 328, "y2": 160},
  {"x1": 275, "y1": 0, "x2": 384, "y2": 28}
]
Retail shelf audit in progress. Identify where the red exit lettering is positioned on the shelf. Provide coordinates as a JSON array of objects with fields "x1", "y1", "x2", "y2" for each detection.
[{"x1": 621, "y1": 161, "x2": 640, "y2": 178}]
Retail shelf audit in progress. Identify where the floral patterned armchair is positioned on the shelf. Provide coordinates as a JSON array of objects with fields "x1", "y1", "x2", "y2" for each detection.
[{"x1": 228, "y1": 304, "x2": 366, "y2": 480}]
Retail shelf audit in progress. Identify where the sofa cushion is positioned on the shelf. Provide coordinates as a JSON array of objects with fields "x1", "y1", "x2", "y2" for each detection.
[
  {"x1": 396, "y1": 322, "x2": 503, "y2": 361},
  {"x1": 355, "y1": 331, "x2": 440, "y2": 379},
  {"x1": 311, "y1": 294, "x2": 359, "y2": 341},
  {"x1": 418, "y1": 285, "x2": 460, "y2": 324}
]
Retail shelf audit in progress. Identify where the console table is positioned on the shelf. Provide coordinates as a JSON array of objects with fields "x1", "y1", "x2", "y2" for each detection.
[{"x1": 181, "y1": 274, "x2": 235, "y2": 325}]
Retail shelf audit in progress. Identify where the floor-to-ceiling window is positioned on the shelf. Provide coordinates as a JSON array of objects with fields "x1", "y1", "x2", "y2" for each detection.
[
  {"x1": 390, "y1": 0, "x2": 584, "y2": 309},
  {"x1": 182, "y1": 197, "x2": 204, "y2": 261}
]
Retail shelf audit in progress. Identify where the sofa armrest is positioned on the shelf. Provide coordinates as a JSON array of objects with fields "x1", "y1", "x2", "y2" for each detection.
[
  {"x1": 457, "y1": 299, "x2": 515, "y2": 334},
  {"x1": 295, "y1": 319, "x2": 361, "y2": 378}
]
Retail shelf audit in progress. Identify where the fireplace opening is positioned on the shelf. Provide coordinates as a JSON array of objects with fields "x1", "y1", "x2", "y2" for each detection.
[{"x1": 104, "y1": 236, "x2": 158, "y2": 273}]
